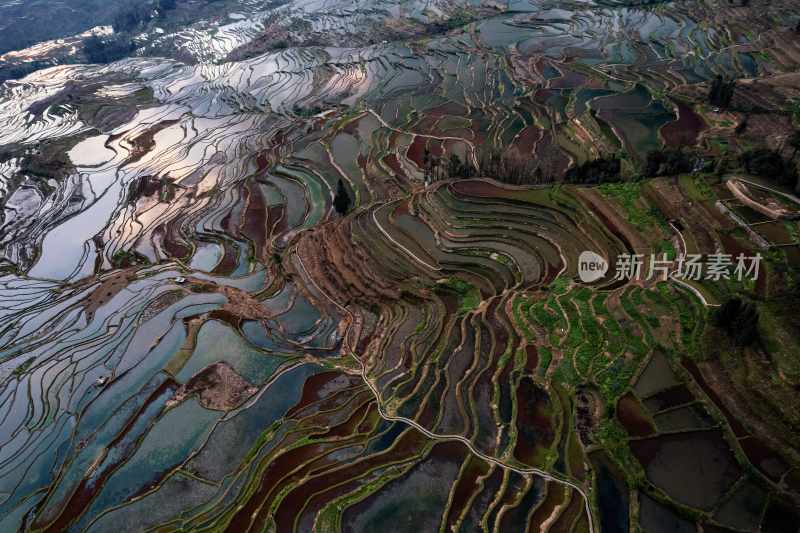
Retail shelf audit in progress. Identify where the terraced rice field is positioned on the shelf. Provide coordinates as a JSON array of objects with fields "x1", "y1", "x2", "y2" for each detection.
[{"x1": 1, "y1": 0, "x2": 800, "y2": 531}]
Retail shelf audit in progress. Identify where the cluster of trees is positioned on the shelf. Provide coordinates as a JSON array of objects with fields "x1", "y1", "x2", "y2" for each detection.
[
  {"x1": 643, "y1": 148, "x2": 698, "y2": 177},
  {"x1": 126, "y1": 175, "x2": 176, "y2": 203},
  {"x1": 112, "y1": 5, "x2": 153, "y2": 32},
  {"x1": 426, "y1": 9, "x2": 477, "y2": 35},
  {"x1": 563, "y1": 156, "x2": 622, "y2": 184},
  {"x1": 713, "y1": 297, "x2": 760, "y2": 346},
  {"x1": 291, "y1": 104, "x2": 324, "y2": 117},
  {"x1": 740, "y1": 148, "x2": 798, "y2": 187},
  {"x1": 83, "y1": 0, "x2": 182, "y2": 64},
  {"x1": 333, "y1": 179, "x2": 351, "y2": 215},
  {"x1": 785, "y1": 130, "x2": 800, "y2": 162},
  {"x1": 708, "y1": 75, "x2": 736, "y2": 108},
  {"x1": 110, "y1": 249, "x2": 150, "y2": 269},
  {"x1": 446, "y1": 153, "x2": 475, "y2": 180},
  {"x1": 418, "y1": 141, "x2": 800, "y2": 189},
  {"x1": 638, "y1": 134, "x2": 800, "y2": 190},
  {"x1": 422, "y1": 148, "x2": 626, "y2": 186},
  {"x1": 84, "y1": 35, "x2": 136, "y2": 64},
  {"x1": 422, "y1": 149, "x2": 477, "y2": 181},
  {"x1": 112, "y1": 0, "x2": 177, "y2": 32},
  {"x1": 475, "y1": 149, "x2": 543, "y2": 185},
  {"x1": 0, "y1": 60, "x2": 53, "y2": 82}
]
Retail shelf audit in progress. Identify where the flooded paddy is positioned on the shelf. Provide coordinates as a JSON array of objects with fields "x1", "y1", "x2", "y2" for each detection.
[{"x1": 630, "y1": 429, "x2": 741, "y2": 510}]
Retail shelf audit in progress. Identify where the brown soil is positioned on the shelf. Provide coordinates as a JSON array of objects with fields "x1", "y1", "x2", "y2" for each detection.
[{"x1": 167, "y1": 361, "x2": 258, "y2": 411}]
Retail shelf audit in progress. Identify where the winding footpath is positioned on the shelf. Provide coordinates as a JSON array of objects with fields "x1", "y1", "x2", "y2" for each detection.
[
  {"x1": 293, "y1": 250, "x2": 596, "y2": 533},
  {"x1": 371, "y1": 202, "x2": 441, "y2": 272},
  {"x1": 668, "y1": 221, "x2": 720, "y2": 308}
]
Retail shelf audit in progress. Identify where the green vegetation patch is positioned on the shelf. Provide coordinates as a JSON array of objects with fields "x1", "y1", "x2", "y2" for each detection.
[
  {"x1": 598, "y1": 181, "x2": 665, "y2": 232},
  {"x1": 512, "y1": 279, "x2": 707, "y2": 405},
  {"x1": 436, "y1": 277, "x2": 481, "y2": 316},
  {"x1": 759, "y1": 299, "x2": 800, "y2": 381},
  {"x1": 12, "y1": 357, "x2": 36, "y2": 378}
]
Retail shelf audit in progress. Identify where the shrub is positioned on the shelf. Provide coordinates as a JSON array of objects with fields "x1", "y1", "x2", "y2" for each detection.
[
  {"x1": 84, "y1": 35, "x2": 135, "y2": 64},
  {"x1": 333, "y1": 179, "x2": 351, "y2": 215},
  {"x1": 643, "y1": 149, "x2": 696, "y2": 177},
  {"x1": 740, "y1": 149, "x2": 797, "y2": 186},
  {"x1": 713, "y1": 297, "x2": 760, "y2": 346},
  {"x1": 112, "y1": 4, "x2": 153, "y2": 32},
  {"x1": 564, "y1": 156, "x2": 622, "y2": 184}
]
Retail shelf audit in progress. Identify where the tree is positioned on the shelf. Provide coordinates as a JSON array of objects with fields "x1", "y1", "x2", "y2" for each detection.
[
  {"x1": 564, "y1": 156, "x2": 621, "y2": 184},
  {"x1": 713, "y1": 297, "x2": 760, "y2": 346},
  {"x1": 112, "y1": 5, "x2": 153, "y2": 32},
  {"x1": 708, "y1": 75, "x2": 736, "y2": 108},
  {"x1": 713, "y1": 297, "x2": 743, "y2": 328},
  {"x1": 423, "y1": 147, "x2": 431, "y2": 181},
  {"x1": 740, "y1": 149, "x2": 797, "y2": 186},
  {"x1": 445, "y1": 153, "x2": 475, "y2": 179},
  {"x1": 428, "y1": 156, "x2": 441, "y2": 181},
  {"x1": 786, "y1": 130, "x2": 800, "y2": 162},
  {"x1": 735, "y1": 115, "x2": 748, "y2": 136},
  {"x1": 731, "y1": 301, "x2": 759, "y2": 346},
  {"x1": 475, "y1": 148, "x2": 538, "y2": 185},
  {"x1": 721, "y1": 80, "x2": 736, "y2": 108},
  {"x1": 84, "y1": 35, "x2": 135, "y2": 64},
  {"x1": 708, "y1": 75, "x2": 723, "y2": 106},
  {"x1": 333, "y1": 179, "x2": 351, "y2": 215},
  {"x1": 447, "y1": 153, "x2": 462, "y2": 177},
  {"x1": 714, "y1": 157, "x2": 728, "y2": 176},
  {"x1": 643, "y1": 149, "x2": 695, "y2": 177}
]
